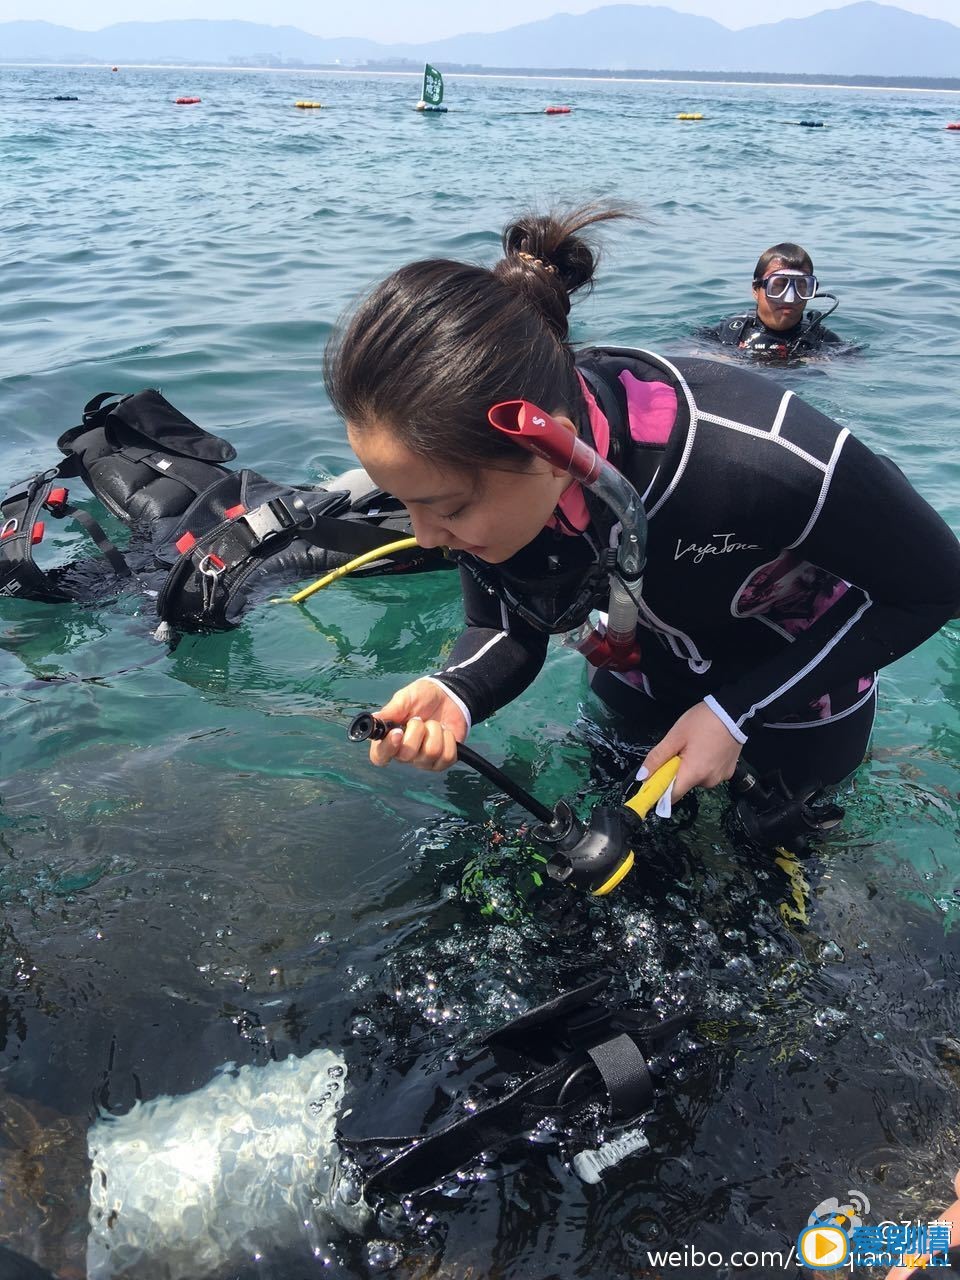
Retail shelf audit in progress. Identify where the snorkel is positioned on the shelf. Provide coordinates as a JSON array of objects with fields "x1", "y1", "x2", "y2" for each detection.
[
  {"x1": 487, "y1": 399, "x2": 646, "y2": 670},
  {"x1": 792, "y1": 290, "x2": 839, "y2": 355},
  {"x1": 348, "y1": 713, "x2": 679, "y2": 895}
]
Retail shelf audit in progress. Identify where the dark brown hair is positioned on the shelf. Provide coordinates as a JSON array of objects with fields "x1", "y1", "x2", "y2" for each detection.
[
  {"x1": 324, "y1": 204, "x2": 629, "y2": 472},
  {"x1": 753, "y1": 242, "x2": 814, "y2": 283}
]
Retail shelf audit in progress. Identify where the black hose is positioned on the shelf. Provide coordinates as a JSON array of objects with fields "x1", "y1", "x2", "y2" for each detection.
[
  {"x1": 347, "y1": 713, "x2": 554, "y2": 823},
  {"x1": 455, "y1": 743, "x2": 554, "y2": 823}
]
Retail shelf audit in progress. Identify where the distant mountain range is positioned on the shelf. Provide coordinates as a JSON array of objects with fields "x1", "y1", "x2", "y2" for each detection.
[{"x1": 3, "y1": 2, "x2": 960, "y2": 79}]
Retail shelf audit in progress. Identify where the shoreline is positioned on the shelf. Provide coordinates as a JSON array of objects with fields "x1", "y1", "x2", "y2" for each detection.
[{"x1": 4, "y1": 61, "x2": 960, "y2": 95}]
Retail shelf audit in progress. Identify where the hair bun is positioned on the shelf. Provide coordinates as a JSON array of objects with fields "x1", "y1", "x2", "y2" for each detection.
[{"x1": 492, "y1": 203, "x2": 631, "y2": 340}]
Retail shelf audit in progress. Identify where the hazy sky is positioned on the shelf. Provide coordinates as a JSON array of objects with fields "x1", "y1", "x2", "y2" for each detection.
[{"x1": 5, "y1": 0, "x2": 959, "y2": 43}]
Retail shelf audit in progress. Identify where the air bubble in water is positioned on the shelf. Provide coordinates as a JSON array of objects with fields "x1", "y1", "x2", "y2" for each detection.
[{"x1": 367, "y1": 1239, "x2": 402, "y2": 1271}]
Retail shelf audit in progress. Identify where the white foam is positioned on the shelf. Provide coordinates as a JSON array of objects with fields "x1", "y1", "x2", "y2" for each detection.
[{"x1": 87, "y1": 1047, "x2": 366, "y2": 1279}]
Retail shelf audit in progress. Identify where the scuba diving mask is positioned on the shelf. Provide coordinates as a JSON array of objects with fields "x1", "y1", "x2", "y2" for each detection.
[{"x1": 757, "y1": 269, "x2": 818, "y2": 302}]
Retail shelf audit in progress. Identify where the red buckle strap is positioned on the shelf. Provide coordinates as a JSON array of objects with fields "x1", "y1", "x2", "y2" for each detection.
[
  {"x1": 44, "y1": 486, "x2": 69, "y2": 514},
  {"x1": 175, "y1": 531, "x2": 197, "y2": 555}
]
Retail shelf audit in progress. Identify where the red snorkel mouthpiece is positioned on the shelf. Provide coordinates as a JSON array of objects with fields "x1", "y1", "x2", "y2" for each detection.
[{"x1": 487, "y1": 400, "x2": 602, "y2": 485}]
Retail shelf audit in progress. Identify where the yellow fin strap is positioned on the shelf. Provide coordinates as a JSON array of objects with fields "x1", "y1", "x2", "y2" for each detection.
[
  {"x1": 623, "y1": 756, "x2": 681, "y2": 821},
  {"x1": 276, "y1": 537, "x2": 420, "y2": 604}
]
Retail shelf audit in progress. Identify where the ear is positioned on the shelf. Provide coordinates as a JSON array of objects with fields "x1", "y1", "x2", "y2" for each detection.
[{"x1": 751, "y1": 283, "x2": 761, "y2": 302}]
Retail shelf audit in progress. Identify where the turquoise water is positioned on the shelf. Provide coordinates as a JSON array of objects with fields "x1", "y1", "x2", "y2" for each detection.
[{"x1": 1, "y1": 63, "x2": 960, "y2": 1278}]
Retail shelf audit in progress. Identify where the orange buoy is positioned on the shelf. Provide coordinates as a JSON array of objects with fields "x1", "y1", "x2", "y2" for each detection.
[
  {"x1": 294, "y1": 101, "x2": 324, "y2": 109},
  {"x1": 175, "y1": 97, "x2": 201, "y2": 105},
  {"x1": 544, "y1": 105, "x2": 571, "y2": 115}
]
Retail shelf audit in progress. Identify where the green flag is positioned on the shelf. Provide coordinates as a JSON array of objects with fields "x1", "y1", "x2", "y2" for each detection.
[{"x1": 421, "y1": 63, "x2": 444, "y2": 106}]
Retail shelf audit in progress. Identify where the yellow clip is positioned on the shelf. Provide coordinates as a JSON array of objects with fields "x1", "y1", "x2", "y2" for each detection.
[{"x1": 623, "y1": 756, "x2": 681, "y2": 821}]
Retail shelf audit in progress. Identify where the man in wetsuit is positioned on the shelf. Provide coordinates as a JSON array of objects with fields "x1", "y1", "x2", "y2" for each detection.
[{"x1": 706, "y1": 242, "x2": 842, "y2": 359}]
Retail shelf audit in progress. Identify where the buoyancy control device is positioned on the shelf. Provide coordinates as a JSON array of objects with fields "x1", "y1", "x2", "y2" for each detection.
[{"x1": 0, "y1": 390, "x2": 450, "y2": 630}]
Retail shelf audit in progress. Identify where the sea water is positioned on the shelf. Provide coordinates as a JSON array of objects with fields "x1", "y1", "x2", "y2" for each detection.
[{"x1": 1, "y1": 63, "x2": 959, "y2": 1278}]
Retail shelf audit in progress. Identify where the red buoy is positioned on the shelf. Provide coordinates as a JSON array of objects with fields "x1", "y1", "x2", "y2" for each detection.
[
  {"x1": 175, "y1": 96, "x2": 201, "y2": 105},
  {"x1": 947, "y1": 123, "x2": 960, "y2": 130},
  {"x1": 544, "y1": 105, "x2": 571, "y2": 115}
]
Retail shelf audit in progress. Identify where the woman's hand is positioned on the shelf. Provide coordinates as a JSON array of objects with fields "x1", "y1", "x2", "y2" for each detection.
[
  {"x1": 640, "y1": 702, "x2": 744, "y2": 802},
  {"x1": 368, "y1": 678, "x2": 468, "y2": 771}
]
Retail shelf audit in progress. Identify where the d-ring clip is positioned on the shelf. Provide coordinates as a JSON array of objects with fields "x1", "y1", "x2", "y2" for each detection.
[{"x1": 198, "y1": 553, "x2": 226, "y2": 576}]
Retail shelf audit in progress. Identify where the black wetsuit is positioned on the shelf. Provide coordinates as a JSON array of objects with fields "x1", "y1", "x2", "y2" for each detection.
[
  {"x1": 432, "y1": 348, "x2": 960, "y2": 788},
  {"x1": 708, "y1": 310, "x2": 842, "y2": 358}
]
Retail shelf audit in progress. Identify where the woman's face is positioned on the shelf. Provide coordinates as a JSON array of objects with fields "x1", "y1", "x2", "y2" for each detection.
[
  {"x1": 346, "y1": 421, "x2": 571, "y2": 564},
  {"x1": 753, "y1": 259, "x2": 809, "y2": 332}
]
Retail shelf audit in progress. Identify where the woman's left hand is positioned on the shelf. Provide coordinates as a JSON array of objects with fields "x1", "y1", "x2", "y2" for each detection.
[{"x1": 639, "y1": 702, "x2": 745, "y2": 802}]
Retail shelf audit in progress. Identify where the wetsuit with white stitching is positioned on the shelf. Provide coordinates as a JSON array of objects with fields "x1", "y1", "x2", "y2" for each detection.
[{"x1": 433, "y1": 349, "x2": 960, "y2": 778}]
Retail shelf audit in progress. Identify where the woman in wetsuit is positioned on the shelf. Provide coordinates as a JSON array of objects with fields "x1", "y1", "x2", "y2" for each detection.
[
  {"x1": 706, "y1": 242, "x2": 843, "y2": 359},
  {"x1": 324, "y1": 207, "x2": 959, "y2": 813}
]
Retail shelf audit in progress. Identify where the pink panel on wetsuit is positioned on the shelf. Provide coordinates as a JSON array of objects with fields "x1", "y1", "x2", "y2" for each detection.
[
  {"x1": 734, "y1": 551, "x2": 850, "y2": 636},
  {"x1": 550, "y1": 372, "x2": 677, "y2": 534},
  {"x1": 619, "y1": 371, "x2": 678, "y2": 445},
  {"x1": 551, "y1": 482, "x2": 591, "y2": 532},
  {"x1": 577, "y1": 372, "x2": 610, "y2": 458}
]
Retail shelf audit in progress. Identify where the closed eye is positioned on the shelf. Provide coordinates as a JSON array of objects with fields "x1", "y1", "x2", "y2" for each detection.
[{"x1": 440, "y1": 504, "x2": 468, "y2": 520}]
